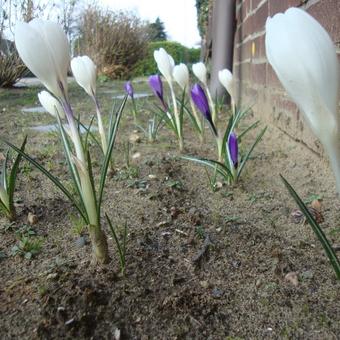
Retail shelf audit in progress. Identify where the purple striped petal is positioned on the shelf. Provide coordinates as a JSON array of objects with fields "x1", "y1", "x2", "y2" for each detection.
[
  {"x1": 124, "y1": 81, "x2": 134, "y2": 98},
  {"x1": 148, "y1": 74, "x2": 167, "y2": 110},
  {"x1": 228, "y1": 132, "x2": 238, "y2": 167},
  {"x1": 191, "y1": 83, "x2": 217, "y2": 135}
]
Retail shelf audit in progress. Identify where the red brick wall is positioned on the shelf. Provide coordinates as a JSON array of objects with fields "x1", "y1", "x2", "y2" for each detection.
[{"x1": 233, "y1": 0, "x2": 340, "y2": 154}]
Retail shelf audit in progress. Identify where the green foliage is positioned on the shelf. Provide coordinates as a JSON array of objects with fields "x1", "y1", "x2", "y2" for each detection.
[
  {"x1": 195, "y1": 0, "x2": 210, "y2": 38},
  {"x1": 148, "y1": 17, "x2": 167, "y2": 41},
  {"x1": 133, "y1": 41, "x2": 200, "y2": 77},
  {"x1": 281, "y1": 175, "x2": 340, "y2": 280}
]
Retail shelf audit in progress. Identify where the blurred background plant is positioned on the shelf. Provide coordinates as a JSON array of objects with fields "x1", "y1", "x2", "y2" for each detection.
[{"x1": 75, "y1": 6, "x2": 150, "y2": 79}]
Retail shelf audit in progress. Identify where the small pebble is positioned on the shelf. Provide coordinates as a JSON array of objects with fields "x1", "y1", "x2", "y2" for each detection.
[
  {"x1": 284, "y1": 272, "x2": 299, "y2": 286},
  {"x1": 132, "y1": 152, "x2": 141, "y2": 159},
  {"x1": 46, "y1": 273, "x2": 58, "y2": 280},
  {"x1": 148, "y1": 174, "x2": 157, "y2": 180},
  {"x1": 200, "y1": 280, "x2": 210, "y2": 289},
  {"x1": 75, "y1": 236, "x2": 86, "y2": 248},
  {"x1": 27, "y1": 212, "x2": 38, "y2": 225},
  {"x1": 211, "y1": 287, "x2": 223, "y2": 299},
  {"x1": 129, "y1": 133, "x2": 141, "y2": 144}
]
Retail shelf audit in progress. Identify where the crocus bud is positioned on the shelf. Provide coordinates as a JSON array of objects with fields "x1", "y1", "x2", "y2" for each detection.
[
  {"x1": 173, "y1": 63, "x2": 189, "y2": 90},
  {"x1": 192, "y1": 62, "x2": 207, "y2": 85},
  {"x1": 218, "y1": 69, "x2": 234, "y2": 100},
  {"x1": 124, "y1": 81, "x2": 134, "y2": 98},
  {"x1": 148, "y1": 74, "x2": 167, "y2": 110},
  {"x1": 71, "y1": 55, "x2": 97, "y2": 97},
  {"x1": 15, "y1": 19, "x2": 70, "y2": 99},
  {"x1": 266, "y1": 7, "x2": 340, "y2": 192},
  {"x1": 38, "y1": 90, "x2": 65, "y2": 118},
  {"x1": 191, "y1": 83, "x2": 217, "y2": 135},
  {"x1": 228, "y1": 132, "x2": 238, "y2": 168},
  {"x1": 153, "y1": 48, "x2": 175, "y2": 84}
]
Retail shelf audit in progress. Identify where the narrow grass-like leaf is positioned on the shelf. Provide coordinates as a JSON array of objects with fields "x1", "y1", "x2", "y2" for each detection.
[
  {"x1": 238, "y1": 120, "x2": 260, "y2": 142},
  {"x1": 0, "y1": 138, "x2": 87, "y2": 222},
  {"x1": 181, "y1": 155, "x2": 232, "y2": 179},
  {"x1": 237, "y1": 126, "x2": 267, "y2": 179},
  {"x1": 106, "y1": 213, "x2": 126, "y2": 274},
  {"x1": 55, "y1": 115, "x2": 86, "y2": 220},
  {"x1": 97, "y1": 96, "x2": 127, "y2": 220},
  {"x1": 8, "y1": 137, "x2": 27, "y2": 211},
  {"x1": 281, "y1": 175, "x2": 340, "y2": 280},
  {"x1": 1, "y1": 150, "x2": 9, "y2": 190}
]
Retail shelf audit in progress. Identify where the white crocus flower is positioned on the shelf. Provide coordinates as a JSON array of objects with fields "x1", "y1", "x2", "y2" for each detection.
[
  {"x1": 192, "y1": 62, "x2": 207, "y2": 86},
  {"x1": 71, "y1": 56, "x2": 97, "y2": 97},
  {"x1": 193, "y1": 62, "x2": 217, "y2": 124},
  {"x1": 15, "y1": 19, "x2": 70, "y2": 100},
  {"x1": 266, "y1": 7, "x2": 340, "y2": 192},
  {"x1": 218, "y1": 69, "x2": 234, "y2": 102},
  {"x1": 154, "y1": 48, "x2": 184, "y2": 150},
  {"x1": 38, "y1": 91, "x2": 65, "y2": 119},
  {"x1": 71, "y1": 55, "x2": 107, "y2": 154},
  {"x1": 154, "y1": 48, "x2": 174, "y2": 84},
  {"x1": 173, "y1": 63, "x2": 189, "y2": 90}
]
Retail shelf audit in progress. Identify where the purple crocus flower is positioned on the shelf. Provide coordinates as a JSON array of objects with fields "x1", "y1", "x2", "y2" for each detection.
[
  {"x1": 148, "y1": 74, "x2": 167, "y2": 110},
  {"x1": 124, "y1": 81, "x2": 134, "y2": 98},
  {"x1": 228, "y1": 132, "x2": 238, "y2": 168},
  {"x1": 191, "y1": 83, "x2": 217, "y2": 135}
]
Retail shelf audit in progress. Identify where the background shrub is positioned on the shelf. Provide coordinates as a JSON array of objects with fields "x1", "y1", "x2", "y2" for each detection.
[
  {"x1": 75, "y1": 6, "x2": 150, "y2": 79},
  {"x1": 0, "y1": 37, "x2": 27, "y2": 87},
  {"x1": 132, "y1": 41, "x2": 201, "y2": 77}
]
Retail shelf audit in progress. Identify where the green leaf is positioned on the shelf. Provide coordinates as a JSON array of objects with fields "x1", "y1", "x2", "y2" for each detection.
[
  {"x1": 238, "y1": 120, "x2": 260, "y2": 142},
  {"x1": 237, "y1": 126, "x2": 267, "y2": 179},
  {"x1": 181, "y1": 155, "x2": 232, "y2": 179},
  {"x1": 106, "y1": 213, "x2": 126, "y2": 273},
  {"x1": 281, "y1": 175, "x2": 340, "y2": 280},
  {"x1": 7, "y1": 137, "x2": 27, "y2": 215},
  {"x1": 97, "y1": 96, "x2": 127, "y2": 221},
  {"x1": 0, "y1": 137, "x2": 87, "y2": 222}
]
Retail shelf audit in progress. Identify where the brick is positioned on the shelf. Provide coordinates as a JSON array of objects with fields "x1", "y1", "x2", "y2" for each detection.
[
  {"x1": 308, "y1": 0, "x2": 340, "y2": 44},
  {"x1": 252, "y1": 0, "x2": 265, "y2": 11},
  {"x1": 251, "y1": 62, "x2": 267, "y2": 85},
  {"x1": 239, "y1": 62, "x2": 252, "y2": 81},
  {"x1": 266, "y1": 63, "x2": 283, "y2": 89},
  {"x1": 269, "y1": 0, "x2": 302, "y2": 16},
  {"x1": 241, "y1": 16, "x2": 252, "y2": 40},
  {"x1": 252, "y1": 2, "x2": 269, "y2": 33},
  {"x1": 251, "y1": 34, "x2": 266, "y2": 60}
]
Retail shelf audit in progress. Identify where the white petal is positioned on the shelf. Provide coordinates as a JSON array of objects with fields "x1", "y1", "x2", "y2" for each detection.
[
  {"x1": 218, "y1": 69, "x2": 234, "y2": 98},
  {"x1": 38, "y1": 90, "x2": 65, "y2": 118},
  {"x1": 265, "y1": 7, "x2": 339, "y2": 138},
  {"x1": 71, "y1": 55, "x2": 97, "y2": 96},
  {"x1": 154, "y1": 48, "x2": 174, "y2": 83},
  {"x1": 192, "y1": 62, "x2": 207, "y2": 85},
  {"x1": 15, "y1": 19, "x2": 70, "y2": 99},
  {"x1": 173, "y1": 63, "x2": 189, "y2": 90}
]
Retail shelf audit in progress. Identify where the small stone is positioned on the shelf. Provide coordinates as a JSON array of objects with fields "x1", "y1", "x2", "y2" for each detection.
[
  {"x1": 46, "y1": 273, "x2": 58, "y2": 280},
  {"x1": 75, "y1": 236, "x2": 86, "y2": 248},
  {"x1": 301, "y1": 270, "x2": 314, "y2": 280},
  {"x1": 114, "y1": 328, "x2": 121, "y2": 340},
  {"x1": 199, "y1": 280, "x2": 210, "y2": 289},
  {"x1": 211, "y1": 287, "x2": 223, "y2": 299},
  {"x1": 132, "y1": 152, "x2": 141, "y2": 159},
  {"x1": 284, "y1": 271, "x2": 299, "y2": 286},
  {"x1": 216, "y1": 181, "x2": 223, "y2": 189},
  {"x1": 129, "y1": 133, "x2": 141, "y2": 144},
  {"x1": 148, "y1": 174, "x2": 157, "y2": 180},
  {"x1": 64, "y1": 318, "x2": 74, "y2": 326},
  {"x1": 216, "y1": 227, "x2": 222, "y2": 233},
  {"x1": 27, "y1": 212, "x2": 38, "y2": 225}
]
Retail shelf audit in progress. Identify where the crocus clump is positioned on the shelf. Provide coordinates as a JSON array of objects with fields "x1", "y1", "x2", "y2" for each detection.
[
  {"x1": 12, "y1": 18, "x2": 127, "y2": 265},
  {"x1": 266, "y1": 7, "x2": 340, "y2": 193}
]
